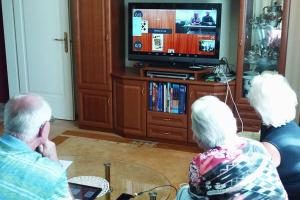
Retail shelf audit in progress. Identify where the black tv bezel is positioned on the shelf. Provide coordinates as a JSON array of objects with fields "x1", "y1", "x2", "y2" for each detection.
[{"x1": 128, "y1": 3, "x2": 222, "y2": 66}]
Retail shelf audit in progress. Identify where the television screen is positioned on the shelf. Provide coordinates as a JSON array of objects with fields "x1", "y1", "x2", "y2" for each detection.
[{"x1": 128, "y1": 3, "x2": 222, "y2": 66}]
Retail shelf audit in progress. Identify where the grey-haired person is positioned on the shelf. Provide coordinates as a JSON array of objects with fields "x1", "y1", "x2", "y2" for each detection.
[
  {"x1": 247, "y1": 71, "x2": 300, "y2": 200},
  {"x1": 176, "y1": 96, "x2": 287, "y2": 200}
]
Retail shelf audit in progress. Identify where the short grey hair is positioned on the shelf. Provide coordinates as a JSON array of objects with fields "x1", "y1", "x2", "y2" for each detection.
[
  {"x1": 4, "y1": 94, "x2": 52, "y2": 141},
  {"x1": 191, "y1": 96, "x2": 237, "y2": 149},
  {"x1": 247, "y1": 71, "x2": 298, "y2": 127}
]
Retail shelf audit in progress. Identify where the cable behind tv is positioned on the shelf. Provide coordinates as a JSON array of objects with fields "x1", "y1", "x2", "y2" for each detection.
[{"x1": 219, "y1": 57, "x2": 244, "y2": 133}]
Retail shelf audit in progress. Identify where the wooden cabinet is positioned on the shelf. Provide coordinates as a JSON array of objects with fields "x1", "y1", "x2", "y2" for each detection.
[
  {"x1": 73, "y1": 0, "x2": 111, "y2": 91},
  {"x1": 147, "y1": 111, "x2": 187, "y2": 142},
  {"x1": 71, "y1": 0, "x2": 291, "y2": 142},
  {"x1": 113, "y1": 78, "x2": 147, "y2": 137},
  {"x1": 78, "y1": 89, "x2": 112, "y2": 129},
  {"x1": 112, "y1": 72, "x2": 235, "y2": 144},
  {"x1": 235, "y1": 0, "x2": 290, "y2": 131},
  {"x1": 72, "y1": 0, "x2": 124, "y2": 130}
]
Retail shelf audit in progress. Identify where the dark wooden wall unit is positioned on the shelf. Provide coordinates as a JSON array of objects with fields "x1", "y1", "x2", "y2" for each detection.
[
  {"x1": 73, "y1": 0, "x2": 291, "y2": 144},
  {"x1": 0, "y1": 1, "x2": 9, "y2": 103}
]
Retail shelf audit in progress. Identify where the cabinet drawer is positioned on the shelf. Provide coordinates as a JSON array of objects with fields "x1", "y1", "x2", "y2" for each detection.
[
  {"x1": 147, "y1": 111, "x2": 187, "y2": 128},
  {"x1": 147, "y1": 125, "x2": 187, "y2": 142}
]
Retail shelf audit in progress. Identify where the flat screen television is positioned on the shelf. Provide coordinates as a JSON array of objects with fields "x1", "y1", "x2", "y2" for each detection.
[{"x1": 128, "y1": 3, "x2": 222, "y2": 67}]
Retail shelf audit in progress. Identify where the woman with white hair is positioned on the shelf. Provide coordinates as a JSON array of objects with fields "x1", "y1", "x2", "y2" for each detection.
[
  {"x1": 247, "y1": 71, "x2": 300, "y2": 200},
  {"x1": 176, "y1": 96, "x2": 287, "y2": 200}
]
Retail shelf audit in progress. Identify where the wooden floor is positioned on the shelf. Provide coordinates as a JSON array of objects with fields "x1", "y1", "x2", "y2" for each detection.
[
  {"x1": 51, "y1": 121, "x2": 198, "y2": 199},
  {"x1": 1, "y1": 119, "x2": 261, "y2": 200},
  {"x1": 1, "y1": 120, "x2": 197, "y2": 199}
]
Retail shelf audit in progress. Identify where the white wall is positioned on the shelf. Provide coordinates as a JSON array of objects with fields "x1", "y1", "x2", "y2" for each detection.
[
  {"x1": 285, "y1": 0, "x2": 300, "y2": 123},
  {"x1": 124, "y1": 0, "x2": 238, "y2": 67}
]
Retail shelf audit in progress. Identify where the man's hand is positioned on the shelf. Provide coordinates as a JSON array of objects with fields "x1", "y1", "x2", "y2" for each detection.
[{"x1": 37, "y1": 140, "x2": 59, "y2": 162}]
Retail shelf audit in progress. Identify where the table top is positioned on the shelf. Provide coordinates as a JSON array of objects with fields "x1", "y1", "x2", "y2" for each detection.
[{"x1": 60, "y1": 155, "x2": 172, "y2": 200}]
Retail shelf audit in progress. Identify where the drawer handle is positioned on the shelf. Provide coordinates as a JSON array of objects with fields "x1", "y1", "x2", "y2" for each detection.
[
  {"x1": 162, "y1": 132, "x2": 170, "y2": 135},
  {"x1": 163, "y1": 118, "x2": 171, "y2": 121}
]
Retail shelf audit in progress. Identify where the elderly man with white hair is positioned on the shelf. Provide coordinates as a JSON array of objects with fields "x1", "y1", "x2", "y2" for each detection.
[
  {"x1": 247, "y1": 71, "x2": 300, "y2": 200},
  {"x1": 0, "y1": 94, "x2": 72, "y2": 199},
  {"x1": 176, "y1": 96, "x2": 287, "y2": 200}
]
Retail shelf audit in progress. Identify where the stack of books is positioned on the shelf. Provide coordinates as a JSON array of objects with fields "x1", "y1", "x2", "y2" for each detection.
[{"x1": 148, "y1": 81, "x2": 186, "y2": 114}]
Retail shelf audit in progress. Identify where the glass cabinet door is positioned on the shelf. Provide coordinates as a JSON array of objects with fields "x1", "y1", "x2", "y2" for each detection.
[{"x1": 240, "y1": 0, "x2": 289, "y2": 97}]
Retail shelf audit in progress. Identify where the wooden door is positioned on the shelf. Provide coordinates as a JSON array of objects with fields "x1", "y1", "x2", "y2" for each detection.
[{"x1": 113, "y1": 78, "x2": 147, "y2": 137}]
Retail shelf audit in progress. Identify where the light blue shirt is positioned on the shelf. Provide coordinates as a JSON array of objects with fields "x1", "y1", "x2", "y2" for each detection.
[{"x1": 0, "y1": 133, "x2": 72, "y2": 200}]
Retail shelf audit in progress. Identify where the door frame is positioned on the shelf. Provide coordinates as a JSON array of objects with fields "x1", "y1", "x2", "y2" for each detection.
[{"x1": 1, "y1": 0, "x2": 20, "y2": 97}]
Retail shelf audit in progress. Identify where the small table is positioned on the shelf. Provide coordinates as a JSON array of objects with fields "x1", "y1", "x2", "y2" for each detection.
[{"x1": 61, "y1": 155, "x2": 173, "y2": 200}]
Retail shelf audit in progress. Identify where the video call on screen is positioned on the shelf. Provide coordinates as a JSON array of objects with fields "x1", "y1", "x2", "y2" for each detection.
[{"x1": 132, "y1": 9, "x2": 218, "y2": 57}]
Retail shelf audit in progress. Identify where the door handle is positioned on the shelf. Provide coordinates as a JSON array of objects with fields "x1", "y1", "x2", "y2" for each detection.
[
  {"x1": 54, "y1": 32, "x2": 68, "y2": 53},
  {"x1": 141, "y1": 88, "x2": 145, "y2": 96}
]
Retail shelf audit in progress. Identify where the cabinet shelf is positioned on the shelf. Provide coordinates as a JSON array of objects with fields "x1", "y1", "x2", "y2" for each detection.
[
  {"x1": 139, "y1": 66, "x2": 213, "y2": 81},
  {"x1": 148, "y1": 81, "x2": 187, "y2": 114}
]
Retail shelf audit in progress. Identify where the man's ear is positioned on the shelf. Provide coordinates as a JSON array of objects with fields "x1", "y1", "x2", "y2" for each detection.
[{"x1": 38, "y1": 121, "x2": 50, "y2": 144}]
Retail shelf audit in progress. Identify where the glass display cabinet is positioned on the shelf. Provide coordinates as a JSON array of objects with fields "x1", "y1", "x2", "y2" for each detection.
[
  {"x1": 236, "y1": 0, "x2": 290, "y2": 99},
  {"x1": 235, "y1": 0, "x2": 290, "y2": 131}
]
